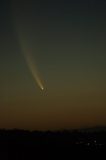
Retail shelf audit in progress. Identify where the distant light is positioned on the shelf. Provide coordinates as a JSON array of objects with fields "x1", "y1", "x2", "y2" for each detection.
[
  {"x1": 94, "y1": 140, "x2": 97, "y2": 143},
  {"x1": 87, "y1": 143, "x2": 90, "y2": 146}
]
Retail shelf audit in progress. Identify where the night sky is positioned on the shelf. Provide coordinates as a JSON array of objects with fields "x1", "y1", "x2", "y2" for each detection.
[{"x1": 0, "y1": 0, "x2": 106, "y2": 130}]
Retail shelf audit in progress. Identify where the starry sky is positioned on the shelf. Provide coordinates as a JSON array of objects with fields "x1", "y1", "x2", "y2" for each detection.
[{"x1": 0, "y1": 0, "x2": 106, "y2": 130}]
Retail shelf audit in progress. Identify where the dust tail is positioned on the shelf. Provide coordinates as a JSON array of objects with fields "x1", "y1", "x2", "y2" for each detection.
[{"x1": 24, "y1": 52, "x2": 44, "y2": 91}]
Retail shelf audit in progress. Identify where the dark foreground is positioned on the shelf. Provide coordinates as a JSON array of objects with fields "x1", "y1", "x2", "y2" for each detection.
[{"x1": 0, "y1": 129, "x2": 106, "y2": 159}]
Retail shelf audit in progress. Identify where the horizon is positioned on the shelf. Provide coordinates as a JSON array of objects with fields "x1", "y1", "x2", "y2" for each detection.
[{"x1": 0, "y1": 125, "x2": 106, "y2": 132}]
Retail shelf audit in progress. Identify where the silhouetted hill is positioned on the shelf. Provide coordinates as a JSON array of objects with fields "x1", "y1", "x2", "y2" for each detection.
[
  {"x1": 79, "y1": 126, "x2": 106, "y2": 132},
  {"x1": 0, "y1": 128, "x2": 106, "y2": 159}
]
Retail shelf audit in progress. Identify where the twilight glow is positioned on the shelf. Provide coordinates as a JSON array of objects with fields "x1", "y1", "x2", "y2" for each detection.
[{"x1": 0, "y1": 0, "x2": 106, "y2": 131}]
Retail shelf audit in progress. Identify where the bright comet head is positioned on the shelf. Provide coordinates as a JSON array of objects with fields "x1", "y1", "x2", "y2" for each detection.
[{"x1": 41, "y1": 87, "x2": 44, "y2": 90}]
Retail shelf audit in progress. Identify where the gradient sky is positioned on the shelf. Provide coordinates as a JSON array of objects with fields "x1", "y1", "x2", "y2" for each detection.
[{"x1": 0, "y1": 0, "x2": 106, "y2": 130}]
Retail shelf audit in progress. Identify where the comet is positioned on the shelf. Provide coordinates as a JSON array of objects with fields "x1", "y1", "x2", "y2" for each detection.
[
  {"x1": 11, "y1": 1, "x2": 45, "y2": 91},
  {"x1": 17, "y1": 35, "x2": 45, "y2": 91}
]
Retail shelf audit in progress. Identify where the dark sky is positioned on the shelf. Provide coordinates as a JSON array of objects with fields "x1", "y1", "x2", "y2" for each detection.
[{"x1": 0, "y1": 0, "x2": 106, "y2": 130}]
